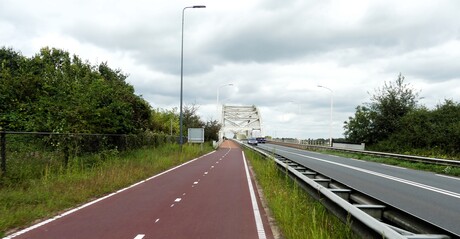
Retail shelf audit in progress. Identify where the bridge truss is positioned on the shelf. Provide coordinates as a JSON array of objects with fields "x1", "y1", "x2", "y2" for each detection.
[{"x1": 221, "y1": 105, "x2": 263, "y2": 139}]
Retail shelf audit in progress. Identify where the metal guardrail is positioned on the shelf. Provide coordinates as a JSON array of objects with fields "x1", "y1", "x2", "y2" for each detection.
[
  {"x1": 268, "y1": 140, "x2": 460, "y2": 167},
  {"x1": 237, "y1": 140, "x2": 453, "y2": 239}
]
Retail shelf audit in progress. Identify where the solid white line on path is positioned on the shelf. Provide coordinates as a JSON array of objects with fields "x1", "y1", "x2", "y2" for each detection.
[
  {"x1": 436, "y1": 174, "x2": 460, "y2": 181},
  {"x1": 242, "y1": 152, "x2": 267, "y2": 239},
  {"x1": 3, "y1": 150, "x2": 216, "y2": 239},
  {"x1": 134, "y1": 234, "x2": 145, "y2": 239}
]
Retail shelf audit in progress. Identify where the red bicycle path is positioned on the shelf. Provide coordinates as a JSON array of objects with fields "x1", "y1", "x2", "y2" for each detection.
[{"x1": 6, "y1": 140, "x2": 275, "y2": 239}]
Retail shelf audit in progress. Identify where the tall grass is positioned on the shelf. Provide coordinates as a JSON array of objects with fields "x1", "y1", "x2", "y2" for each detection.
[
  {"x1": 245, "y1": 149, "x2": 357, "y2": 239},
  {"x1": 0, "y1": 143, "x2": 212, "y2": 237}
]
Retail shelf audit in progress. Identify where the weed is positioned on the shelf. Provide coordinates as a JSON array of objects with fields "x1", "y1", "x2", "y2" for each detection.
[{"x1": 245, "y1": 149, "x2": 357, "y2": 239}]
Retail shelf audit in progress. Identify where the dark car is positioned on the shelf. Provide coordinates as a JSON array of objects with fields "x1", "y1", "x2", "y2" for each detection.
[
  {"x1": 256, "y1": 137, "x2": 266, "y2": 143},
  {"x1": 247, "y1": 138, "x2": 258, "y2": 146}
]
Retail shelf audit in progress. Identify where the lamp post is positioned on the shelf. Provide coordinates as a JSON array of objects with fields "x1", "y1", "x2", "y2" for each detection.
[
  {"x1": 289, "y1": 100, "x2": 301, "y2": 114},
  {"x1": 179, "y1": 5, "x2": 206, "y2": 150},
  {"x1": 317, "y1": 85, "x2": 333, "y2": 147},
  {"x1": 216, "y1": 83, "x2": 233, "y2": 142},
  {"x1": 216, "y1": 83, "x2": 233, "y2": 122}
]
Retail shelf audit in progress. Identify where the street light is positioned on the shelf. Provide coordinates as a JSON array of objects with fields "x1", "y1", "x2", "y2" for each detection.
[
  {"x1": 289, "y1": 100, "x2": 301, "y2": 114},
  {"x1": 216, "y1": 83, "x2": 233, "y2": 142},
  {"x1": 317, "y1": 85, "x2": 333, "y2": 147},
  {"x1": 216, "y1": 83, "x2": 233, "y2": 121},
  {"x1": 179, "y1": 5, "x2": 206, "y2": 149}
]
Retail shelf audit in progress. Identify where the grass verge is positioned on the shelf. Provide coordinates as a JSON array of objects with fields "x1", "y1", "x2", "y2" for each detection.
[
  {"x1": 317, "y1": 149, "x2": 460, "y2": 177},
  {"x1": 0, "y1": 143, "x2": 213, "y2": 237},
  {"x1": 245, "y1": 149, "x2": 358, "y2": 239}
]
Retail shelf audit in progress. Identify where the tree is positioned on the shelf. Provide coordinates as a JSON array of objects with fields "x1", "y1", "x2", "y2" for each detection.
[
  {"x1": 0, "y1": 47, "x2": 29, "y2": 130},
  {"x1": 369, "y1": 73, "x2": 419, "y2": 141},
  {"x1": 204, "y1": 119, "x2": 221, "y2": 141},
  {"x1": 343, "y1": 105, "x2": 376, "y2": 144},
  {"x1": 430, "y1": 100, "x2": 460, "y2": 155},
  {"x1": 0, "y1": 47, "x2": 151, "y2": 134},
  {"x1": 374, "y1": 100, "x2": 460, "y2": 156},
  {"x1": 150, "y1": 108, "x2": 179, "y2": 135},
  {"x1": 344, "y1": 73, "x2": 419, "y2": 144},
  {"x1": 1, "y1": 46, "x2": 222, "y2": 142},
  {"x1": 182, "y1": 104, "x2": 205, "y2": 130}
]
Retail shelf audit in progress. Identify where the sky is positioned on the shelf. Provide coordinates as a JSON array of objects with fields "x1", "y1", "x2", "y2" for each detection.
[{"x1": 1, "y1": 0, "x2": 459, "y2": 139}]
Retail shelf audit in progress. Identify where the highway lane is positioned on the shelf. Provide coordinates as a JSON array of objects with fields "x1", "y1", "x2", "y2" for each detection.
[
  {"x1": 6, "y1": 141, "x2": 273, "y2": 239},
  {"x1": 258, "y1": 143, "x2": 460, "y2": 236}
]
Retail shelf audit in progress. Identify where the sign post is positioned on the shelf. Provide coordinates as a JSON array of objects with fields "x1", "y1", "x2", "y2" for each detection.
[{"x1": 188, "y1": 128, "x2": 205, "y2": 151}]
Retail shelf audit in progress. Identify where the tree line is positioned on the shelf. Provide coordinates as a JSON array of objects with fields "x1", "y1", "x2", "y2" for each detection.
[
  {"x1": 344, "y1": 74, "x2": 460, "y2": 158},
  {"x1": 0, "y1": 47, "x2": 220, "y2": 141}
]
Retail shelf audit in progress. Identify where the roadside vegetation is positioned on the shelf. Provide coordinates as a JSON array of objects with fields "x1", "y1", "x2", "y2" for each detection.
[
  {"x1": 0, "y1": 143, "x2": 213, "y2": 237},
  {"x1": 0, "y1": 46, "x2": 221, "y2": 140},
  {"x1": 343, "y1": 74, "x2": 460, "y2": 160},
  {"x1": 245, "y1": 149, "x2": 357, "y2": 239}
]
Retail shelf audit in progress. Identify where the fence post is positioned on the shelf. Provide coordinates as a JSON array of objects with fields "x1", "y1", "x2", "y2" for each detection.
[
  {"x1": 1, "y1": 132, "x2": 6, "y2": 175},
  {"x1": 63, "y1": 144, "x2": 69, "y2": 167},
  {"x1": 63, "y1": 134, "x2": 73, "y2": 168}
]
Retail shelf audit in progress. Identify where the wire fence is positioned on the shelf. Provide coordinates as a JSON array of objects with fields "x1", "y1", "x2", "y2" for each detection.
[{"x1": 0, "y1": 131, "x2": 180, "y2": 179}]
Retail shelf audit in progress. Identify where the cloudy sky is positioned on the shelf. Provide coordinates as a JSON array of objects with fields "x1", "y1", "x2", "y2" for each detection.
[{"x1": 1, "y1": 0, "x2": 459, "y2": 139}]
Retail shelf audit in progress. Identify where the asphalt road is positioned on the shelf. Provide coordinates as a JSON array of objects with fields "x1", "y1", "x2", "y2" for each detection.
[
  {"x1": 5, "y1": 141, "x2": 273, "y2": 239},
  {"x1": 257, "y1": 143, "x2": 460, "y2": 236}
]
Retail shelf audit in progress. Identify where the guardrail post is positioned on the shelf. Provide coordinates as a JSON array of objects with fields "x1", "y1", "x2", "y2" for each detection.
[{"x1": 1, "y1": 131, "x2": 6, "y2": 175}]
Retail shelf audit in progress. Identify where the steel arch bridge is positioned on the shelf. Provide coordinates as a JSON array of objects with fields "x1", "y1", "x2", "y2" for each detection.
[{"x1": 220, "y1": 105, "x2": 263, "y2": 139}]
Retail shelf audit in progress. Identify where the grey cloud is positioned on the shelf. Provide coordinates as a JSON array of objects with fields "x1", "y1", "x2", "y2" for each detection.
[
  {"x1": 203, "y1": 1, "x2": 460, "y2": 67},
  {"x1": 386, "y1": 56, "x2": 460, "y2": 82}
]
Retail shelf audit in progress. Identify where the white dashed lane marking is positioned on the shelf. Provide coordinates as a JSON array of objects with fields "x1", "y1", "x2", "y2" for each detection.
[
  {"x1": 156, "y1": 148, "x2": 233, "y2": 237},
  {"x1": 156, "y1": 149, "x2": 233, "y2": 236},
  {"x1": 382, "y1": 164, "x2": 407, "y2": 170}
]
